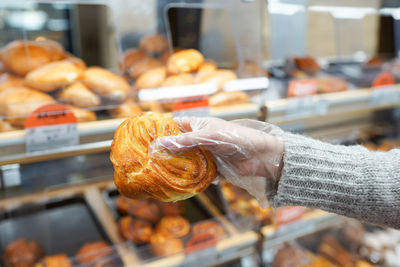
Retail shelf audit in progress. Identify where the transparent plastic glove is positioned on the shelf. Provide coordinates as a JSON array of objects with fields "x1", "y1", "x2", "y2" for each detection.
[{"x1": 149, "y1": 117, "x2": 284, "y2": 208}]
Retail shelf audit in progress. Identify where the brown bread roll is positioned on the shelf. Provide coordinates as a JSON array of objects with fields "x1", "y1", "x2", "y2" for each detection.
[
  {"x1": 198, "y1": 69, "x2": 237, "y2": 90},
  {"x1": 83, "y1": 67, "x2": 130, "y2": 102},
  {"x1": 58, "y1": 82, "x2": 101, "y2": 108},
  {"x1": 196, "y1": 61, "x2": 217, "y2": 81},
  {"x1": 167, "y1": 49, "x2": 204, "y2": 74},
  {"x1": 4, "y1": 239, "x2": 44, "y2": 267},
  {"x1": 128, "y1": 58, "x2": 163, "y2": 79},
  {"x1": 66, "y1": 105, "x2": 97, "y2": 122},
  {"x1": 135, "y1": 67, "x2": 166, "y2": 90},
  {"x1": 161, "y1": 73, "x2": 194, "y2": 87},
  {"x1": 118, "y1": 217, "x2": 153, "y2": 245},
  {"x1": 25, "y1": 60, "x2": 83, "y2": 92},
  {"x1": 139, "y1": 34, "x2": 168, "y2": 54},
  {"x1": 150, "y1": 233, "x2": 183, "y2": 257},
  {"x1": 108, "y1": 99, "x2": 142, "y2": 118}
]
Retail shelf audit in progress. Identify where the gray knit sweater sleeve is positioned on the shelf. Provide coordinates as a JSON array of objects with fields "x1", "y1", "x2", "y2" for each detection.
[{"x1": 269, "y1": 133, "x2": 400, "y2": 229}]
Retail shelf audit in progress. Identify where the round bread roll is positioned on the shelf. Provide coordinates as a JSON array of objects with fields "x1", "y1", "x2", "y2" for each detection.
[
  {"x1": 25, "y1": 60, "x2": 83, "y2": 92},
  {"x1": 0, "y1": 86, "x2": 54, "y2": 127},
  {"x1": 198, "y1": 69, "x2": 237, "y2": 90},
  {"x1": 66, "y1": 105, "x2": 97, "y2": 122},
  {"x1": 58, "y1": 82, "x2": 101, "y2": 108},
  {"x1": 4, "y1": 239, "x2": 44, "y2": 267},
  {"x1": 0, "y1": 73, "x2": 24, "y2": 92},
  {"x1": 122, "y1": 49, "x2": 148, "y2": 72},
  {"x1": 139, "y1": 34, "x2": 168, "y2": 54},
  {"x1": 109, "y1": 99, "x2": 142, "y2": 118},
  {"x1": 118, "y1": 216, "x2": 153, "y2": 245},
  {"x1": 2, "y1": 40, "x2": 65, "y2": 75},
  {"x1": 150, "y1": 233, "x2": 183, "y2": 257},
  {"x1": 196, "y1": 61, "x2": 217, "y2": 81},
  {"x1": 156, "y1": 216, "x2": 190, "y2": 239},
  {"x1": 63, "y1": 56, "x2": 86, "y2": 71},
  {"x1": 135, "y1": 67, "x2": 166, "y2": 90},
  {"x1": 208, "y1": 91, "x2": 248, "y2": 107},
  {"x1": 110, "y1": 112, "x2": 217, "y2": 201},
  {"x1": 76, "y1": 241, "x2": 113, "y2": 265},
  {"x1": 83, "y1": 67, "x2": 130, "y2": 102},
  {"x1": 128, "y1": 58, "x2": 163, "y2": 79},
  {"x1": 35, "y1": 254, "x2": 71, "y2": 267},
  {"x1": 167, "y1": 49, "x2": 204, "y2": 74},
  {"x1": 161, "y1": 73, "x2": 194, "y2": 87}
]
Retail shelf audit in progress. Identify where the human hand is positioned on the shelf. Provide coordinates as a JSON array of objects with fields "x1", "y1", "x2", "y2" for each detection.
[{"x1": 149, "y1": 117, "x2": 284, "y2": 207}]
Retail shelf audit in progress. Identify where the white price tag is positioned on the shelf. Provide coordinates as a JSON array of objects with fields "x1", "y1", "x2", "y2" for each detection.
[
  {"x1": 223, "y1": 77, "x2": 269, "y2": 92},
  {"x1": 138, "y1": 83, "x2": 217, "y2": 101},
  {"x1": 25, "y1": 124, "x2": 78, "y2": 153},
  {"x1": 285, "y1": 96, "x2": 315, "y2": 118},
  {"x1": 172, "y1": 96, "x2": 210, "y2": 118},
  {"x1": 370, "y1": 87, "x2": 400, "y2": 107},
  {"x1": 1, "y1": 164, "x2": 21, "y2": 187}
]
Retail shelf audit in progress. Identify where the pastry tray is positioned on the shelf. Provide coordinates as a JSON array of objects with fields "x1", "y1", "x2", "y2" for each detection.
[{"x1": 0, "y1": 195, "x2": 122, "y2": 265}]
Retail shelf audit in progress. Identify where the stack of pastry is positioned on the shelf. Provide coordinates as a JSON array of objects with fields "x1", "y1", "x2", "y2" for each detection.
[
  {"x1": 122, "y1": 34, "x2": 251, "y2": 112},
  {"x1": 220, "y1": 181, "x2": 273, "y2": 225},
  {"x1": 115, "y1": 195, "x2": 226, "y2": 257},
  {"x1": 0, "y1": 39, "x2": 141, "y2": 133}
]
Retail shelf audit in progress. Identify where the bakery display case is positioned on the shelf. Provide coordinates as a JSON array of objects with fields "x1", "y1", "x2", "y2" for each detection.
[{"x1": 1, "y1": 0, "x2": 400, "y2": 266}]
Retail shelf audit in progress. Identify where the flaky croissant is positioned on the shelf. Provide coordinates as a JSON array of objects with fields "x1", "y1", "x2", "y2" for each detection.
[{"x1": 110, "y1": 112, "x2": 217, "y2": 201}]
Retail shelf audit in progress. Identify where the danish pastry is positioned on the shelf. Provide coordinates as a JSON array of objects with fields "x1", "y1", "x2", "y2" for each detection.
[
  {"x1": 110, "y1": 112, "x2": 217, "y2": 201},
  {"x1": 150, "y1": 233, "x2": 183, "y2": 257},
  {"x1": 156, "y1": 216, "x2": 190, "y2": 239},
  {"x1": 118, "y1": 216, "x2": 153, "y2": 245}
]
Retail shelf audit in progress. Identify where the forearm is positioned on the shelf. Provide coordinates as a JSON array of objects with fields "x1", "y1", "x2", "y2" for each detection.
[{"x1": 269, "y1": 133, "x2": 400, "y2": 229}]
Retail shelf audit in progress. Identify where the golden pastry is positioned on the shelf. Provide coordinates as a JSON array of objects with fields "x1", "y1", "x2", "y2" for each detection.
[
  {"x1": 139, "y1": 34, "x2": 168, "y2": 54},
  {"x1": 122, "y1": 49, "x2": 148, "y2": 72},
  {"x1": 66, "y1": 105, "x2": 97, "y2": 122},
  {"x1": 198, "y1": 69, "x2": 237, "y2": 90},
  {"x1": 25, "y1": 60, "x2": 83, "y2": 92},
  {"x1": 208, "y1": 91, "x2": 248, "y2": 107},
  {"x1": 109, "y1": 99, "x2": 142, "y2": 118},
  {"x1": 167, "y1": 49, "x2": 204, "y2": 74},
  {"x1": 4, "y1": 239, "x2": 44, "y2": 267},
  {"x1": 196, "y1": 61, "x2": 217, "y2": 81},
  {"x1": 118, "y1": 216, "x2": 153, "y2": 245},
  {"x1": 0, "y1": 73, "x2": 24, "y2": 92},
  {"x1": 110, "y1": 112, "x2": 217, "y2": 201},
  {"x1": 2, "y1": 40, "x2": 65, "y2": 75},
  {"x1": 58, "y1": 82, "x2": 101, "y2": 108},
  {"x1": 0, "y1": 86, "x2": 54, "y2": 127},
  {"x1": 161, "y1": 73, "x2": 194, "y2": 87},
  {"x1": 35, "y1": 254, "x2": 71, "y2": 267},
  {"x1": 83, "y1": 67, "x2": 130, "y2": 102},
  {"x1": 150, "y1": 233, "x2": 183, "y2": 257},
  {"x1": 128, "y1": 58, "x2": 163, "y2": 79},
  {"x1": 135, "y1": 67, "x2": 166, "y2": 90},
  {"x1": 156, "y1": 216, "x2": 190, "y2": 239}
]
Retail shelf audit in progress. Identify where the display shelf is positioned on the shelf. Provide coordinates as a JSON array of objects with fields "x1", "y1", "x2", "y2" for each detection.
[
  {"x1": 264, "y1": 85, "x2": 400, "y2": 138},
  {"x1": 261, "y1": 210, "x2": 348, "y2": 250},
  {"x1": 0, "y1": 103, "x2": 259, "y2": 166}
]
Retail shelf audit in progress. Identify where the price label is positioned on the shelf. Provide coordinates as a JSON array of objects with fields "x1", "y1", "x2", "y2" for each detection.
[
  {"x1": 25, "y1": 104, "x2": 79, "y2": 153},
  {"x1": 370, "y1": 87, "x2": 400, "y2": 107},
  {"x1": 223, "y1": 77, "x2": 269, "y2": 92},
  {"x1": 372, "y1": 71, "x2": 395, "y2": 88},
  {"x1": 288, "y1": 79, "x2": 318, "y2": 97},
  {"x1": 275, "y1": 206, "x2": 305, "y2": 229},
  {"x1": 138, "y1": 83, "x2": 217, "y2": 101},
  {"x1": 1, "y1": 164, "x2": 21, "y2": 187},
  {"x1": 173, "y1": 96, "x2": 210, "y2": 117}
]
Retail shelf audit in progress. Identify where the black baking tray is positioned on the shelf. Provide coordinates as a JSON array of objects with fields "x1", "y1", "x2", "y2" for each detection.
[
  {"x1": 104, "y1": 189, "x2": 217, "y2": 261},
  {"x1": 0, "y1": 195, "x2": 122, "y2": 266}
]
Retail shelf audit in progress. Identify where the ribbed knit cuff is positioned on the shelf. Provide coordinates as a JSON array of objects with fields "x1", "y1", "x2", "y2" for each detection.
[{"x1": 268, "y1": 132, "x2": 400, "y2": 227}]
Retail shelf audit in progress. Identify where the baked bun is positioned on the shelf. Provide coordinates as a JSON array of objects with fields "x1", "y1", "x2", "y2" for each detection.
[
  {"x1": 122, "y1": 49, "x2": 148, "y2": 72},
  {"x1": 109, "y1": 99, "x2": 142, "y2": 118},
  {"x1": 58, "y1": 82, "x2": 101, "y2": 108},
  {"x1": 66, "y1": 105, "x2": 97, "y2": 122},
  {"x1": 198, "y1": 70, "x2": 237, "y2": 89},
  {"x1": 208, "y1": 91, "x2": 248, "y2": 107},
  {"x1": 167, "y1": 49, "x2": 204, "y2": 74},
  {"x1": 63, "y1": 56, "x2": 86, "y2": 71},
  {"x1": 139, "y1": 34, "x2": 168, "y2": 54},
  {"x1": 135, "y1": 67, "x2": 166, "y2": 90},
  {"x1": 76, "y1": 241, "x2": 113, "y2": 265},
  {"x1": 128, "y1": 58, "x2": 163, "y2": 79},
  {"x1": 118, "y1": 216, "x2": 153, "y2": 245},
  {"x1": 150, "y1": 233, "x2": 183, "y2": 257},
  {"x1": 128, "y1": 199, "x2": 162, "y2": 224},
  {"x1": 25, "y1": 61, "x2": 83, "y2": 92},
  {"x1": 196, "y1": 61, "x2": 217, "y2": 81},
  {"x1": 84, "y1": 67, "x2": 130, "y2": 102},
  {"x1": 2, "y1": 40, "x2": 65, "y2": 75},
  {"x1": 0, "y1": 87, "x2": 54, "y2": 127},
  {"x1": 110, "y1": 112, "x2": 217, "y2": 201},
  {"x1": 4, "y1": 239, "x2": 44, "y2": 267},
  {"x1": 192, "y1": 220, "x2": 225, "y2": 240},
  {"x1": 35, "y1": 254, "x2": 71, "y2": 267},
  {"x1": 0, "y1": 73, "x2": 24, "y2": 92},
  {"x1": 156, "y1": 216, "x2": 190, "y2": 238},
  {"x1": 161, "y1": 74, "x2": 194, "y2": 87}
]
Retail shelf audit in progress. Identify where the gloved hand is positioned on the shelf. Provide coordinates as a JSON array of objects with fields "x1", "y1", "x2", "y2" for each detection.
[{"x1": 149, "y1": 117, "x2": 284, "y2": 208}]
